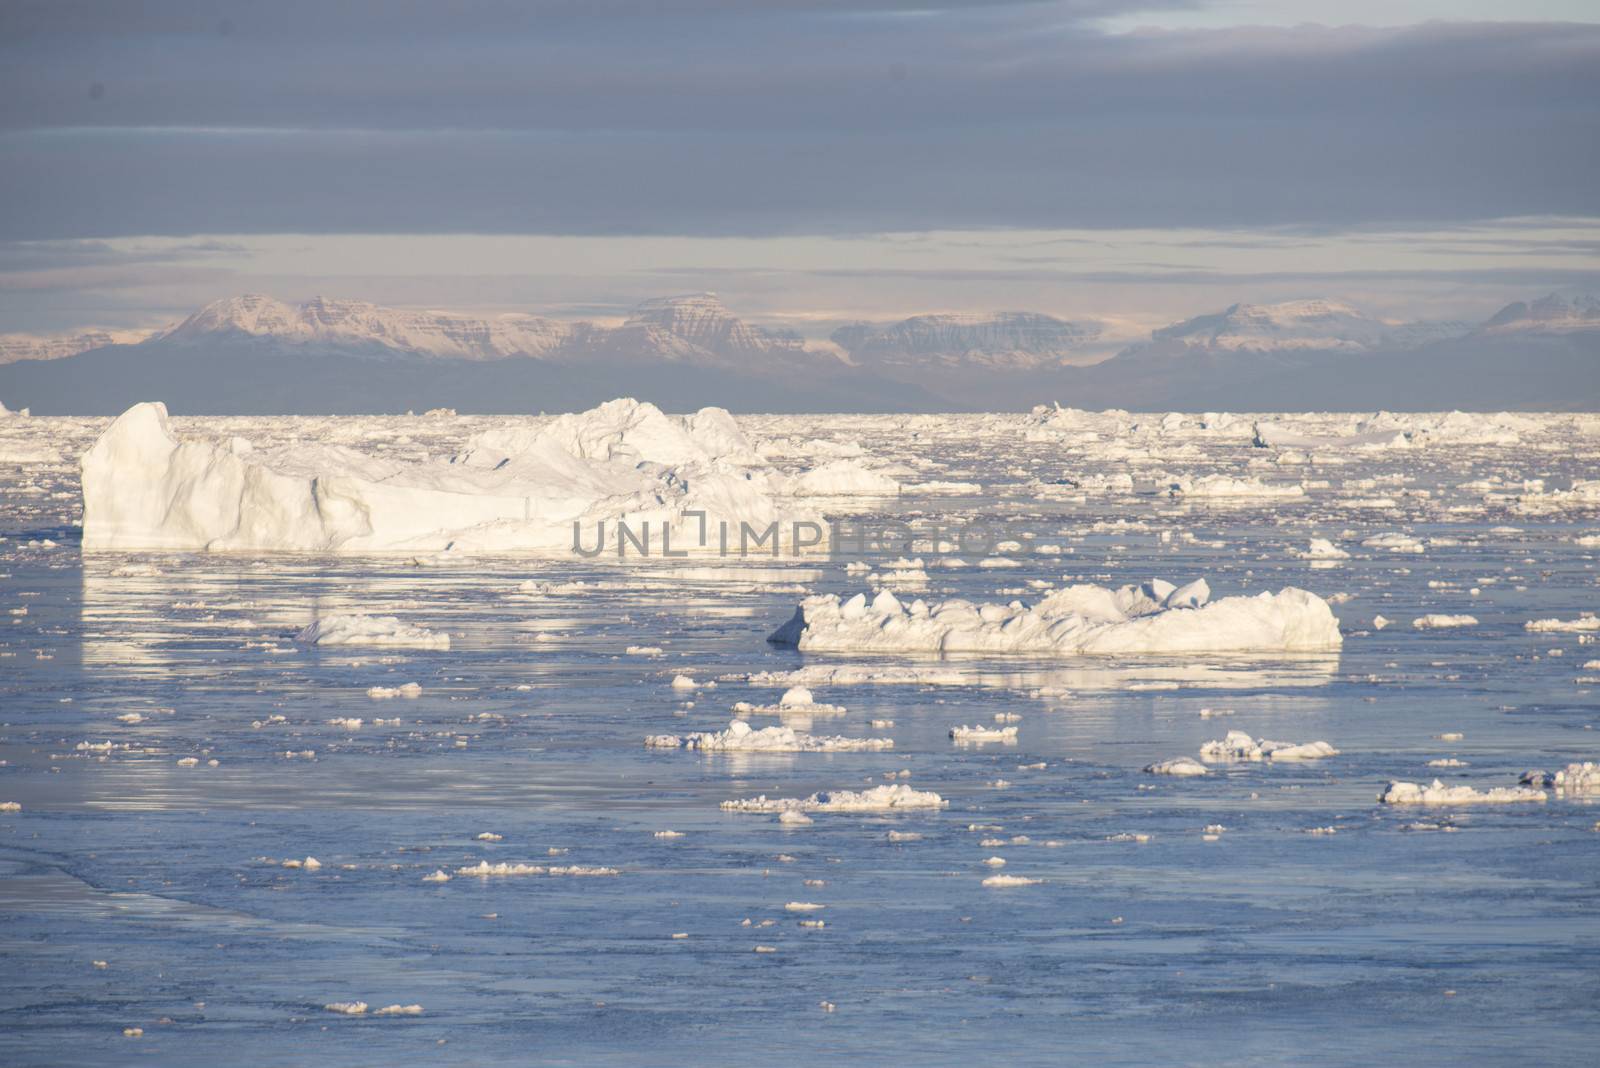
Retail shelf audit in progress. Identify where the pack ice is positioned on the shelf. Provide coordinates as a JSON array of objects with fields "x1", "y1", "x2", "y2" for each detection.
[
  {"x1": 80, "y1": 398, "x2": 815, "y2": 553},
  {"x1": 768, "y1": 579, "x2": 1342, "y2": 655}
]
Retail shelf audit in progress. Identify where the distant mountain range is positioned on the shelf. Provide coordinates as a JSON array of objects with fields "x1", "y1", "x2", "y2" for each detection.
[{"x1": 1, "y1": 292, "x2": 1596, "y2": 413}]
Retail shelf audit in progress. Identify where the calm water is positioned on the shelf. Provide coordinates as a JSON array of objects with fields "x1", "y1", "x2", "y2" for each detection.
[{"x1": 2, "y1": 413, "x2": 1597, "y2": 1065}]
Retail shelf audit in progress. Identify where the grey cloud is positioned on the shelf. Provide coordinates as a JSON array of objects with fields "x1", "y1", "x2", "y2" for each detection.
[{"x1": 0, "y1": 9, "x2": 1595, "y2": 238}]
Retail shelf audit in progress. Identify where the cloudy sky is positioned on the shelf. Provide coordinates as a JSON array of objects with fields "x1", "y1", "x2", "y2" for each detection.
[{"x1": 1, "y1": 0, "x2": 1596, "y2": 348}]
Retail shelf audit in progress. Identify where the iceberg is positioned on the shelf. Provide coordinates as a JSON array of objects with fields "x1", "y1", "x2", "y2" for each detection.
[
  {"x1": 81, "y1": 398, "x2": 818, "y2": 554},
  {"x1": 768, "y1": 580, "x2": 1342, "y2": 656}
]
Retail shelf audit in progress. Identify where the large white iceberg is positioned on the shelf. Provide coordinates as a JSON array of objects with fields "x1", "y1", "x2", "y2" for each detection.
[
  {"x1": 768, "y1": 579, "x2": 1342, "y2": 656},
  {"x1": 81, "y1": 398, "x2": 819, "y2": 554}
]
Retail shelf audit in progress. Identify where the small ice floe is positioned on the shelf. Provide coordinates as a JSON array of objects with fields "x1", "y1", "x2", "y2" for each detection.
[
  {"x1": 653, "y1": 830, "x2": 685, "y2": 839},
  {"x1": 328, "y1": 717, "x2": 363, "y2": 730},
  {"x1": 982, "y1": 857, "x2": 1006, "y2": 867},
  {"x1": 754, "y1": 945, "x2": 778, "y2": 954},
  {"x1": 1427, "y1": 759, "x2": 1469, "y2": 768},
  {"x1": 296, "y1": 615, "x2": 449, "y2": 650},
  {"x1": 455, "y1": 861, "x2": 619, "y2": 876},
  {"x1": 670, "y1": 675, "x2": 698, "y2": 690},
  {"x1": 76, "y1": 741, "x2": 115, "y2": 753},
  {"x1": 1198, "y1": 707, "x2": 1234, "y2": 719},
  {"x1": 1436, "y1": 732, "x2": 1464, "y2": 742},
  {"x1": 324, "y1": 1002, "x2": 368, "y2": 1015},
  {"x1": 1106, "y1": 833, "x2": 1151, "y2": 843},
  {"x1": 1199, "y1": 730, "x2": 1338, "y2": 762},
  {"x1": 1373, "y1": 615, "x2": 1390, "y2": 630},
  {"x1": 1295, "y1": 538, "x2": 1350, "y2": 561},
  {"x1": 366, "y1": 682, "x2": 422, "y2": 699},
  {"x1": 0, "y1": 802, "x2": 20, "y2": 812},
  {"x1": 1412, "y1": 614, "x2": 1478, "y2": 629},
  {"x1": 982, "y1": 874, "x2": 1040, "y2": 887},
  {"x1": 422, "y1": 870, "x2": 451, "y2": 883},
  {"x1": 626, "y1": 645, "x2": 664, "y2": 656},
  {"x1": 1145, "y1": 757, "x2": 1208, "y2": 777},
  {"x1": 949, "y1": 724, "x2": 1018, "y2": 744},
  {"x1": 281, "y1": 749, "x2": 316, "y2": 759},
  {"x1": 645, "y1": 719, "x2": 891, "y2": 752},
  {"x1": 1520, "y1": 763, "x2": 1600, "y2": 796},
  {"x1": 1305, "y1": 826, "x2": 1338, "y2": 836},
  {"x1": 778, "y1": 811, "x2": 813, "y2": 825},
  {"x1": 1525, "y1": 615, "x2": 1600, "y2": 633},
  {"x1": 1380, "y1": 779, "x2": 1546, "y2": 805},
  {"x1": 722, "y1": 784, "x2": 946, "y2": 814},
  {"x1": 117, "y1": 712, "x2": 144, "y2": 724},
  {"x1": 475, "y1": 832, "x2": 503, "y2": 842},
  {"x1": 871, "y1": 719, "x2": 895, "y2": 729},
  {"x1": 123, "y1": 1027, "x2": 143, "y2": 1037},
  {"x1": 785, "y1": 902, "x2": 825, "y2": 912},
  {"x1": 282, "y1": 857, "x2": 321, "y2": 870},
  {"x1": 819, "y1": 1000, "x2": 836, "y2": 1012},
  {"x1": 1362, "y1": 533, "x2": 1426, "y2": 554},
  {"x1": 373, "y1": 1004, "x2": 423, "y2": 1016},
  {"x1": 887, "y1": 831, "x2": 923, "y2": 842}
]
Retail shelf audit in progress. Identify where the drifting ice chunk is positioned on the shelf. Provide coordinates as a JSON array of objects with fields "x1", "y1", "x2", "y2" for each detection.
[
  {"x1": 645, "y1": 719, "x2": 892, "y2": 752},
  {"x1": 1520, "y1": 762, "x2": 1600, "y2": 795},
  {"x1": 768, "y1": 580, "x2": 1341, "y2": 655},
  {"x1": 1413, "y1": 614, "x2": 1478, "y2": 629},
  {"x1": 721, "y1": 784, "x2": 946, "y2": 814},
  {"x1": 1380, "y1": 779, "x2": 1546, "y2": 805},
  {"x1": 1145, "y1": 757, "x2": 1209, "y2": 777},
  {"x1": 1296, "y1": 538, "x2": 1350, "y2": 560},
  {"x1": 1199, "y1": 731, "x2": 1338, "y2": 762},
  {"x1": 296, "y1": 614, "x2": 449, "y2": 650},
  {"x1": 949, "y1": 724, "x2": 1018, "y2": 744},
  {"x1": 787, "y1": 459, "x2": 900, "y2": 497},
  {"x1": 1524, "y1": 616, "x2": 1600, "y2": 633}
]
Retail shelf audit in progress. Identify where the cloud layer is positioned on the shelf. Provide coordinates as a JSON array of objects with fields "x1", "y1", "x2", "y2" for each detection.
[{"x1": 2, "y1": 4, "x2": 1596, "y2": 239}]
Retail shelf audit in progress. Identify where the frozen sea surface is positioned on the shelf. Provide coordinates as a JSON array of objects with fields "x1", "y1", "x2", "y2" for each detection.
[{"x1": 1, "y1": 409, "x2": 1598, "y2": 1065}]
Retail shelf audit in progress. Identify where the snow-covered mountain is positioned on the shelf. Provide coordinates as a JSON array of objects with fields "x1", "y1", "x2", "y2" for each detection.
[
  {"x1": 153, "y1": 292, "x2": 819, "y2": 369},
  {"x1": 161, "y1": 294, "x2": 573, "y2": 361},
  {"x1": 832, "y1": 312, "x2": 1100, "y2": 369},
  {"x1": 0, "y1": 327, "x2": 158, "y2": 366},
  {"x1": 1478, "y1": 293, "x2": 1600, "y2": 333},
  {"x1": 1139, "y1": 299, "x2": 1468, "y2": 356}
]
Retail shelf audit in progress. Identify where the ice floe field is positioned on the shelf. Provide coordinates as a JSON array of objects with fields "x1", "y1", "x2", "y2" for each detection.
[{"x1": 2, "y1": 402, "x2": 1599, "y2": 1065}]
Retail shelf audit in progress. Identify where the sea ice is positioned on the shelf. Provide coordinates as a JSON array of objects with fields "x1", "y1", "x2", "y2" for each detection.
[
  {"x1": 1413, "y1": 614, "x2": 1478, "y2": 629},
  {"x1": 949, "y1": 724, "x2": 1018, "y2": 744},
  {"x1": 645, "y1": 719, "x2": 892, "y2": 752},
  {"x1": 1145, "y1": 757, "x2": 1209, "y2": 776},
  {"x1": 1199, "y1": 731, "x2": 1338, "y2": 762},
  {"x1": 721, "y1": 784, "x2": 947, "y2": 814},
  {"x1": 769, "y1": 580, "x2": 1342, "y2": 655},
  {"x1": 1380, "y1": 779, "x2": 1546, "y2": 805},
  {"x1": 296, "y1": 615, "x2": 448, "y2": 650}
]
